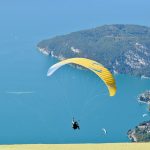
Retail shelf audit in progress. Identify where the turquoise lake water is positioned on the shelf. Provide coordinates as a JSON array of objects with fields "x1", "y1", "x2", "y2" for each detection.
[
  {"x1": 0, "y1": 33, "x2": 150, "y2": 144},
  {"x1": 0, "y1": 0, "x2": 150, "y2": 144}
]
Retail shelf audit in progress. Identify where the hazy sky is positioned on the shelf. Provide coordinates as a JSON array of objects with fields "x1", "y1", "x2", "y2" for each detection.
[{"x1": 0, "y1": 0, "x2": 150, "y2": 37}]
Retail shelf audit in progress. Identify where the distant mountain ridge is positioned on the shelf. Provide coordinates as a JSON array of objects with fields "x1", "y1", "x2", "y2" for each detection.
[{"x1": 37, "y1": 24, "x2": 150, "y2": 77}]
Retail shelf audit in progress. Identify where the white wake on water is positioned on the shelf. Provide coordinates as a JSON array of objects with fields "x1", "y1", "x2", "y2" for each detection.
[
  {"x1": 141, "y1": 75, "x2": 150, "y2": 80},
  {"x1": 5, "y1": 91, "x2": 35, "y2": 95}
]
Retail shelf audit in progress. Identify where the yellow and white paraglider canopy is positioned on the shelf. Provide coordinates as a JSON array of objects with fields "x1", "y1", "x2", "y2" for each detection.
[{"x1": 47, "y1": 58, "x2": 117, "y2": 96}]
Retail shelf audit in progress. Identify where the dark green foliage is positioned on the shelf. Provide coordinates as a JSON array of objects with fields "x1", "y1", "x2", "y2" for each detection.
[{"x1": 37, "y1": 24, "x2": 150, "y2": 77}]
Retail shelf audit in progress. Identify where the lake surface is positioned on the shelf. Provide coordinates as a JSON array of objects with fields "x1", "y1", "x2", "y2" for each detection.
[
  {"x1": 0, "y1": 34, "x2": 150, "y2": 144},
  {"x1": 0, "y1": 0, "x2": 150, "y2": 144}
]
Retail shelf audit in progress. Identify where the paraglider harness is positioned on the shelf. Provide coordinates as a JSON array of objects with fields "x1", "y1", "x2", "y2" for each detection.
[{"x1": 72, "y1": 118, "x2": 80, "y2": 130}]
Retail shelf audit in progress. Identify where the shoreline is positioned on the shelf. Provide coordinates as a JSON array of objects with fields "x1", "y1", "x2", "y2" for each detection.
[
  {"x1": 137, "y1": 91, "x2": 150, "y2": 106},
  {"x1": 37, "y1": 46, "x2": 150, "y2": 79}
]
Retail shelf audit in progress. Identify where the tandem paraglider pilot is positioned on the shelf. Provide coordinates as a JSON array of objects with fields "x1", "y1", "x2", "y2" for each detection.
[{"x1": 72, "y1": 117, "x2": 80, "y2": 130}]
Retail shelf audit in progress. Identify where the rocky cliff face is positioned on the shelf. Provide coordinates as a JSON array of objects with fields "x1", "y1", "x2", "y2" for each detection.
[{"x1": 37, "y1": 24, "x2": 150, "y2": 77}]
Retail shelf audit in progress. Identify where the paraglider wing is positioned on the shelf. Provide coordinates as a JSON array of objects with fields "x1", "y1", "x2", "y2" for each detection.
[{"x1": 47, "y1": 58, "x2": 116, "y2": 96}]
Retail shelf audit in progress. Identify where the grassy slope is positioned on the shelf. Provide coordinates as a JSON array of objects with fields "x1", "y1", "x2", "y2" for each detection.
[{"x1": 0, "y1": 143, "x2": 150, "y2": 150}]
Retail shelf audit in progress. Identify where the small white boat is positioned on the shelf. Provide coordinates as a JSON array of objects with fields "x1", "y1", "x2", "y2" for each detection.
[
  {"x1": 142, "y1": 113, "x2": 148, "y2": 117},
  {"x1": 102, "y1": 128, "x2": 107, "y2": 134}
]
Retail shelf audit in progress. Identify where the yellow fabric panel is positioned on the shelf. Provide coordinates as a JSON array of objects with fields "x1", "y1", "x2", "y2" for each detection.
[{"x1": 52, "y1": 58, "x2": 117, "y2": 96}]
